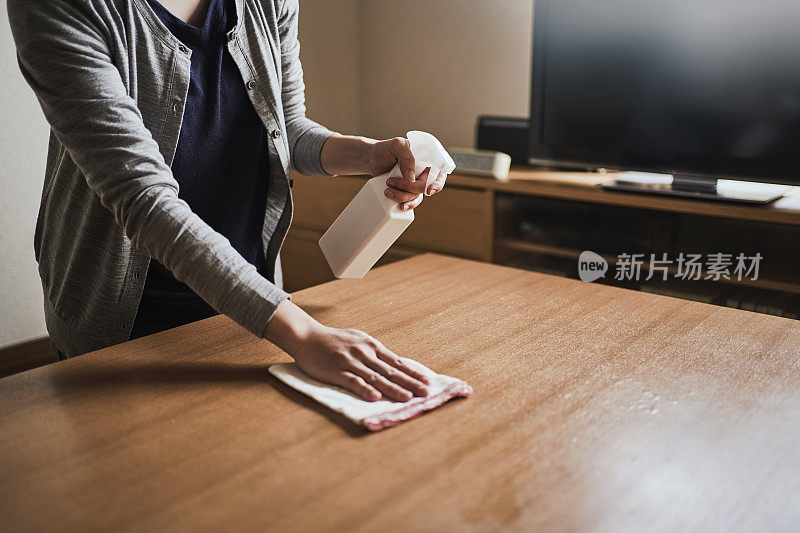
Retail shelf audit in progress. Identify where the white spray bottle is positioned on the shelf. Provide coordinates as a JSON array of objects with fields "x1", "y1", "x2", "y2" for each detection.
[{"x1": 319, "y1": 131, "x2": 456, "y2": 279}]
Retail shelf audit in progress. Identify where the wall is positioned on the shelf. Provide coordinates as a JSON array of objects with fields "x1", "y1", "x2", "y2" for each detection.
[
  {"x1": 297, "y1": 0, "x2": 363, "y2": 134},
  {"x1": 297, "y1": 0, "x2": 534, "y2": 148},
  {"x1": 357, "y1": 0, "x2": 533, "y2": 148},
  {"x1": 0, "y1": 0, "x2": 50, "y2": 348}
]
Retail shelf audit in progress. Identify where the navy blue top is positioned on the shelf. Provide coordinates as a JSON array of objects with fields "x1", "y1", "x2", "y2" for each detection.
[{"x1": 131, "y1": 0, "x2": 270, "y2": 339}]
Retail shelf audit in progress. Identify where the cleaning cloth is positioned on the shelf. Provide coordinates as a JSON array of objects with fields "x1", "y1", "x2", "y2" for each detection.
[{"x1": 268, "y1": 358, "x2": 472, "y2": 431}]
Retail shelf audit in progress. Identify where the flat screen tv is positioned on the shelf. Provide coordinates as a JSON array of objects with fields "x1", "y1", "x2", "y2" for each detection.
[{"x1": 528, "y1": 0, "x2": 800, "y2": 202}]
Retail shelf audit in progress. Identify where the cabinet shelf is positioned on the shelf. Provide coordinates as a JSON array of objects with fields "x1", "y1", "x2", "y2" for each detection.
[{"x1": 283, "y1": 170, "x2": 800, "y2": 320}]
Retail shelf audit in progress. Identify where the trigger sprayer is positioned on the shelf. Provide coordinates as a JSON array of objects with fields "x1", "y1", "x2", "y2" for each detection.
[{"x1": 319, "y1": 131, "x2": 455, "y2": 279}]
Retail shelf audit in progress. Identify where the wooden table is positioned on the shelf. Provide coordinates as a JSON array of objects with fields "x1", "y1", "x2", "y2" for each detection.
[{"x1": 2, "y1": 254, "x2": 799, "y2": 531}]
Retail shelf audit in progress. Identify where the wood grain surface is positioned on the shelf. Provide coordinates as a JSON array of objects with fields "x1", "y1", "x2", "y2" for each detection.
[{"x1": 1, "y1": 254, "x2": 799, "y2": 532}]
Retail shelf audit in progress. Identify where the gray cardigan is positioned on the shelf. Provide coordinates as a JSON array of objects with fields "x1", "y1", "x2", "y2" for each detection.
[{"x1": 8, "y1": 0, "x2": 335, "y2": 357}]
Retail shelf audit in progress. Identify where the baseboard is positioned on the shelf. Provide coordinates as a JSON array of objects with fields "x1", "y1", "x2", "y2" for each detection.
[{"x1": 0, "y1": 336, "x2": 56, "y2": 379}]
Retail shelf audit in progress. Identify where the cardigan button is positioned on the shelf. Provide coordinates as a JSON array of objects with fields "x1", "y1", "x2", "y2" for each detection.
[
  {"x1": 172, "y1": 103, "x2": 179, "y2": 115},
  {"x1": 246, "y1": 80, "x2": 256, "y2": 90},
  {"x1": 271, "y1": 129, "x2": 281, "y2": 139}
]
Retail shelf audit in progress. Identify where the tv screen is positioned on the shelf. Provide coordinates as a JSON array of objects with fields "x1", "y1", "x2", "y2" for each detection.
[{"x1": 529, "y1": 0, "x2": 800, "y2": 185}]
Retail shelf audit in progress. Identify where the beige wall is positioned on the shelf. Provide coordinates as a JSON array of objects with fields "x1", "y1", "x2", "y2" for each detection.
[
  {"x1": 298, "y1": 0, "x2": 533, "y2": 148},
  {"x1": 357, "y1": 0, "x2": 533, "y2": 148},
  {"x1": 0, "y1": 0, "x2": 50, "y2": 348},
  {"x1": 298, "y1": 0, "x2": 363, "y2": 134}
]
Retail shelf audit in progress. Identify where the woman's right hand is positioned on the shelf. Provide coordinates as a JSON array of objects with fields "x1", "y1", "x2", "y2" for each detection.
[{"x1": 264, "y1": 300, "x2": 430, "y2": 401}]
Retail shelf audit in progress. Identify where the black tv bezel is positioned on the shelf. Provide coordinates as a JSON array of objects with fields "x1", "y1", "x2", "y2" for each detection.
[{"x1": 528, "y1": 0, "x2": 800, "y2": 186}]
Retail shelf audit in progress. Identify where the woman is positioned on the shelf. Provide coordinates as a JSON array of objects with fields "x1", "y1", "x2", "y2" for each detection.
[{"x1": 8, "y1": 0, "x2": 449, "y2": 402}]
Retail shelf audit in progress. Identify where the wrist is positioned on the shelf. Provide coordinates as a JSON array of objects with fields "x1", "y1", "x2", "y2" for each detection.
[
  {"x1": 354, "y1": 136, "x2": 377, "y2": 175},
  {"x1": 263, "y1": 300, "x2": 324, "y2": 356}
]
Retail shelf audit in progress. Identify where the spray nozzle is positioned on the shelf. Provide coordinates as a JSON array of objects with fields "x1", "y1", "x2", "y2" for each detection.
[{"x1": 406, "y1": 131, "x2": 456, "y2": 188}]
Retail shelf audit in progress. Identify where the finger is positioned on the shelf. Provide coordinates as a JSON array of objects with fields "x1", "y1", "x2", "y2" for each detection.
[
  {"x1": 374, "y1": 348, "x2": 432, "y2": 385},
  {"x1": 349, "y1": 360, "x2": 414, "y2": 402},
  {"x1": 386, "y1": 170, "x2": 429, "y2": 194},
  {"x1": 360, "y1": 356, "x2": 429, "y2": 397},
  {"x1": 400, "y1": 194, "x2": 424, "y2": 211},
  {"x1": 329, "y1": 371, "x2": 382, "y2": 402},
  {"x1": 427, "y1": 171, "x2": 448, "y2": 196},
  {"x1": 384, "y1": 187, "x2": 421, "y2": 203},
  {"x1": 424, "y1": 169, "x2": 440, "y2": 196},
  {"x1": 392, "y1": 137, "x2": 417, "y2": 182},
  {"x1": 387, "y1": 169, "x2": 429, "y2": 193}
]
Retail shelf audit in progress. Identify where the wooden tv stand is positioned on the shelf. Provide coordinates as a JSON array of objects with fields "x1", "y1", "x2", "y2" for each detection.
[{"x1": 284, "y1": 167, "x2": 800, "y2": 318}]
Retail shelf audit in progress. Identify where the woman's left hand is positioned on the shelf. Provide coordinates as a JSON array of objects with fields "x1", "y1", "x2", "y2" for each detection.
[{"x1": 367, "y1": 137, "x2": 449, "y2": 211}]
